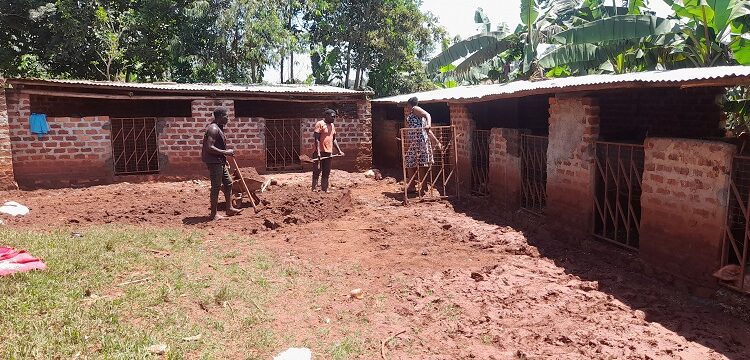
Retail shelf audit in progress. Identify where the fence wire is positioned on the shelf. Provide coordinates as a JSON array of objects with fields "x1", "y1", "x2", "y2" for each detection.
[
  {"x1": 265, "y1": 119, "x2": 302, "y2": 171},
  {"x1": 592, "y1": 142, "x2": 644, "y2": 250},
  {"x1": 520, "y1": 135, "x2": 548, "y2": 214},
  {"x1": 471, "y1": 130, "x2": 490, "y2": 196},
  {"x1": 111, "y1": 117, "x2": 159, "y2": 175},
  {"x1": 723, "y1": 155, "x2": 750, "y2": 293},
  {"x1": 400, "y1": 125, "x2": 458, "y2": 204}
]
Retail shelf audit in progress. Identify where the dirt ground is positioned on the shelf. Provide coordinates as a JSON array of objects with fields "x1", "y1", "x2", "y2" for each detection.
[{"x1": 3, "y1": 170, "x2": 750, "y2": 359}]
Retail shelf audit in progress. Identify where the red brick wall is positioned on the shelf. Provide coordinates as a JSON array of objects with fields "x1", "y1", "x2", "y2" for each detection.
[
  {"x1": 372, "y1": 103, "x2": 405, "y2": 171},
  {"x1": 30, "y1": 95, "x2": 192, "y2": 118},
  {"x1": 353, "y1": 100, "x2": 372, "y2": 171},
  {"x1": 640, "y1": 138, "x2": 734, "y2": 287},
  {"x1": 0, "y1": 84, "x2": 16, "y2": 189},
  {"x1": 545, "y1": 96, "x2": 600, "y2": 236},
  {"x1": 4, "y1": 91, "x2": 372, "y2": 188},
  {"x1": 450, "y1": 103, "x2": 475, "y2": 194},
  {"x1": 230, "y1": 117, "x2": 266, "y2": 170},
  {"x1": 488, "y1": 128, "x2": 522, "y2": 210},
  {"x1": 8, "y1": 115, "x2": 113, "y2": 188},
  {"x1": 153, "y1": 99, "x2": 234, "y2": 178},
  {"x1": 372, "y1": 119, "x2": 401, "y2": 170},
  {"x1": 235, "y1": 100, "x2": 359, "y2": 119},
  {"x1": 301, "y1": 99, "x2": 372, "y2": 171},
  {"x1": 467, "y1": 95, "x2": 550, "y2": 133},
  {"x1": 598, "y1": 88, "x2": 723, "y2": 142}
]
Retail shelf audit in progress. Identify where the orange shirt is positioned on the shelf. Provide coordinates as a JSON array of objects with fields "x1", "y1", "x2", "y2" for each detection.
[{"x1": 314, "y1": 120, "x2": 336, "y2": 153}]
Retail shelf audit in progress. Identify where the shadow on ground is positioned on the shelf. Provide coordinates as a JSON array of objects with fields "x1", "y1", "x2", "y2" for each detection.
[{"x1": 450, "y1": 195, "x2": 750, "y2": 359}]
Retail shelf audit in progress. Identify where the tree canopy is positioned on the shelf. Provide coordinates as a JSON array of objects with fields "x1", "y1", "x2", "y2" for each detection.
[{"x1": 0, "y1": 0, "x2": 445, "y2": 97}]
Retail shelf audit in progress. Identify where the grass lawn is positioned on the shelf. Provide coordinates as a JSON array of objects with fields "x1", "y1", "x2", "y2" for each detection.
[{"x1": 0, "y1": 226, "x2": 359, "y2": 359}]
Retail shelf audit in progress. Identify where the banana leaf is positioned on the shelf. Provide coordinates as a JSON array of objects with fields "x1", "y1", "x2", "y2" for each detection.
[
  {"x1": 454, "y1": 34, "x2": 518, "y2": 74},
  {"x1": 426, "y1": 31, "x2": 508, "y2": 72},
  {"x1": 521, "y1": 0, "x2": 539, "y2": 27},
  {"x1": 551, "y1": 15, "x2": 678, "y2": 45}
]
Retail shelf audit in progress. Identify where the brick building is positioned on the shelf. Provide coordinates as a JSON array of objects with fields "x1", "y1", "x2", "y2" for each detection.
[
  {"x1": 0, "y1": 79, "x2": 372, "y2": 189},
  {"x1": 372, "y1": 66, "x2": 750, "y2": 295}
]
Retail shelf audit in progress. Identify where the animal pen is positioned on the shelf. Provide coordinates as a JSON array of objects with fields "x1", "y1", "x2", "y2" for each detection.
[
  {"x1": 372, "y1": 66, "x2": 750, "y2": 295},
  {"x1": 724, "y1": 154, "x2": 750, "y2": 292},
  {"x1": 471, "y1": 129, "x2": 490, "y2": 196},
  {"x1": 400, "y1": 125, "x2": 458, "y2": 204},
  {"x1": 264, "y1": 119, "x2": 302, "y2": 172},
  {"x1": 520, "y1": 134, "x2": 548, "y2": 214},
  {"x1": 0, "y1": 79, "x2": 372, "y2": 189},
  {"x1": 592, "y1": 141, "x2": 645, "y2": 250}
]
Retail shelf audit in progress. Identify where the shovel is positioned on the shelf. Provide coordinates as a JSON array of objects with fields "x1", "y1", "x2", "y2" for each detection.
[{"x1": 299, "y1": 154, "x2": 344, "y2": 163}]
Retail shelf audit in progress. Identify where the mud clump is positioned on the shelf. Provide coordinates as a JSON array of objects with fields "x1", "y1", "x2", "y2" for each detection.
[{"x1": 256, "y1": 186, "x2": 353, "y2": 230}]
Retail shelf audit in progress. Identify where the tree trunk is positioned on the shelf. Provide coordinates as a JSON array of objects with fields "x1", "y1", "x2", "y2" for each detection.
[
  {"x1": 354, "y1": 67, "x2": 360, "y2": 90},
  {"x1": 280, "y1": 55, "x2": 285, "y2": 83},
  {"x1": 288, "y1": 0, "x2": 294, "y2": 84},
  {"x1": 290, "y1": 51, "x2": 294, "y2": 83},
  {"x1": 345, "y1": 45, "x2": 352, "y2": 89}
]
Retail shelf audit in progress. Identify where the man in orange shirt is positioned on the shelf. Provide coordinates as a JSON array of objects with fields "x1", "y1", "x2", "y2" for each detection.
[{"x1": 312, "y1": 109, "x2": 344, "y2": 192}]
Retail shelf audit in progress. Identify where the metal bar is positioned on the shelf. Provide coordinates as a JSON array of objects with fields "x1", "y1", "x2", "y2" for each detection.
[
  {"x1": 520, "y1": 134, "x2": 548, "y2": 215},
  {"x1": 453, "y1": 126, "x2": 460, "y2": 199},
  {"x1": 401, "y1": 127, "x2": 409, "y2": 204},
  {"x1": 740, "y1": 184, "x2": 750, "y2": 290},
  {"x1": 592, "y1": 141, "x2": 644, "y2": 249},
  {"x1": 722, "y1": 155, "x2": 750, "y2": 293},
  {"x1": 110, "y1": 117, "x2": 159, "y2": 175},
  {"x1": 593, "y1": 234, "x2": 639, "y2": 251}
]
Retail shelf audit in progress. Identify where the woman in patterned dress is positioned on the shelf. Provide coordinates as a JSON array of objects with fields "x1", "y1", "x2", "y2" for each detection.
[
  {"x1": 404, "y1": 97, "x2": 437, "y2": 195},
  {"x1": 405, "y1": 97, "x2": 434, "y2": 168}
]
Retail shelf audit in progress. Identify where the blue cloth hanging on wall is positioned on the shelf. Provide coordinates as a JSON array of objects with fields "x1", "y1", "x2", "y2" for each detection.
[{"x1": 29, "y1": 113, "x2": 49, "y2": 137}]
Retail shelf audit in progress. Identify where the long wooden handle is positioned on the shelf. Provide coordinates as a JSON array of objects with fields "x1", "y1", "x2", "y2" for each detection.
[{"x1": 313, "y1": 154, "x2": 343, "y2": 162}]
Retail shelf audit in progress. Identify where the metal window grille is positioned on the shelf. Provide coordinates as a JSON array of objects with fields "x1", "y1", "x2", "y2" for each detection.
[
  {"x1": 722, "y1": 155, "x2": 750, "y2": 294},
  {"x1": 520, "y1": 134, "x2": 548, "y2": 214},
  {"x1": 471, "y1": 130, "x2": 490, "y2": 196},
  {"x1": 110, "y1": 117, "x2": 159, "y2": 175},
  {"x1": 592, "y1": 142, "x2": 644, "y2": 250},
  {"x1": 265, "y1": 119, "x2": 302, "y2": 171},
  {"x1": 400, "y1": 125, "x2": 458, "y2": 204}
]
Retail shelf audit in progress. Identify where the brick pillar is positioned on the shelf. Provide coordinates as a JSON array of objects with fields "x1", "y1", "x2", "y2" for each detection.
[
  {"x1": 449, "y1": 102, "x2": 475, "y2": 194},
  {"x1": 0, "y1": 83, "x2": 16, "y2": 189},
  {"x1": 640, "y1": 138, "x2": 734, "y2": 289},
  {"x1": 355, "y1": 99, "x2": 373, "y2": 171},
  {"x1": 189, "y1": 99, "x2": 235, "y2": 165},
  {"x1": 545, "y1": 96, "x2": 600, "y2": 236},
  {"x1": 192, "y1": 99, "x2": 235, "y2": 123},
  {"x1": 489, "y1": 128, "x2": 522, "y2": 210}
]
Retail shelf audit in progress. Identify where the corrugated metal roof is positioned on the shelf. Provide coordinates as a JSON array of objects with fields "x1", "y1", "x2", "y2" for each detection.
[
  {"x1": 8, "y1": 78, "x2": 371, "y2": 95},
  {"x1": 373, "y1": 65, "x2": 750, "y2": 104}
]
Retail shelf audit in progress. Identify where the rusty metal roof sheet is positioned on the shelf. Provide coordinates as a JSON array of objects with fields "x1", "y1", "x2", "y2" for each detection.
[
  {"x1": 8, "y1": 78, "x2": 371, "y2": 96},
  {"x1": 373, "y1": 65, "x2": 750, "y2": 104}
]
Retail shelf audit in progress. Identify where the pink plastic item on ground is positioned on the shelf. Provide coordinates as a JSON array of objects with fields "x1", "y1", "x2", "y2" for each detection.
[{"x1": 0, "y1": 247, "x2": 47, "y2": 276}]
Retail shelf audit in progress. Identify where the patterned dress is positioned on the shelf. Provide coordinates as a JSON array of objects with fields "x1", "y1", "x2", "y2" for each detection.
[{"x1": 404, "y1": 113, "x2": 434, "y2": 168}]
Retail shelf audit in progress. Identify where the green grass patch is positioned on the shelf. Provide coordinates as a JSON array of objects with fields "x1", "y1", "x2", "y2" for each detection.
[
  {"x1": 0, "y1": 226, "x2": 282, "y2": 359},
  {"x1": 329, "y1": 335, "x2": 364, "y2": 360}
]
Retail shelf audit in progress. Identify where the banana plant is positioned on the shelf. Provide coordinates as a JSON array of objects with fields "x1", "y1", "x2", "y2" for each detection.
[
  {"x1": 426, "y1": 7, "x2": 514, "y2": 75},
  {"x1": 663, "y1": 0, "x2": 750, "y2": 66},
  {"x1": 538, "y1": 14, "x2": 679, "y2": 72},
  {"x1": 427, "y1": 1, "x2": 578, "y2": 80}
]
